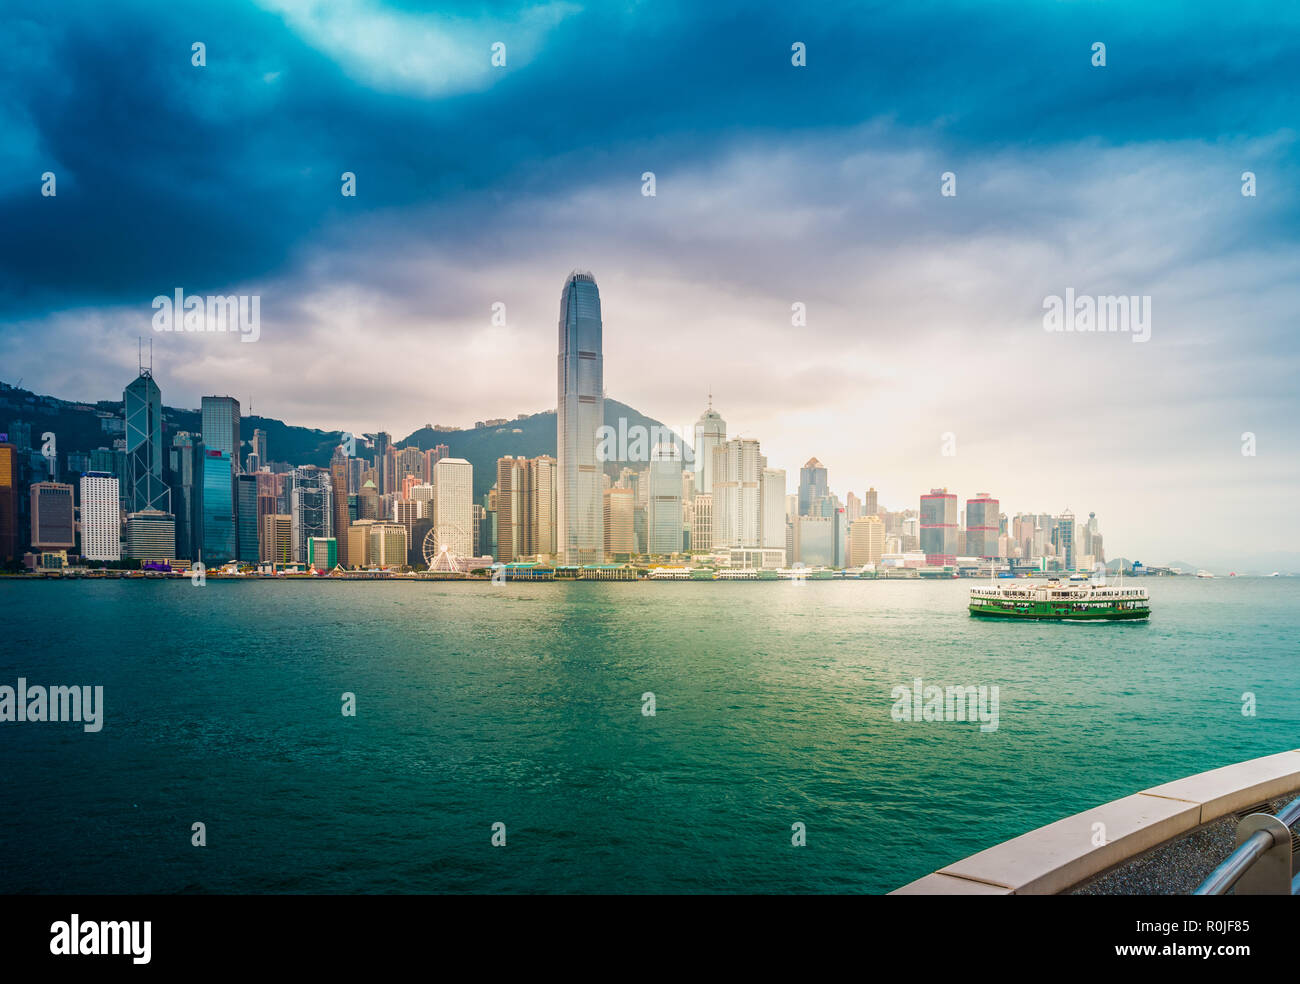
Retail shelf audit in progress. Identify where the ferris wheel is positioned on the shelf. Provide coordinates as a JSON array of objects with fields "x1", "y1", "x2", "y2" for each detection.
[{"x1": 422, "y1": 523, "x2": 470, "y2": 571}]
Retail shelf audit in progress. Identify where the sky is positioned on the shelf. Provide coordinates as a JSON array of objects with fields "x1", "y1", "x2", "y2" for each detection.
[{"x1": 1, "y1": 0, "x2": 1298, "y2": 569}]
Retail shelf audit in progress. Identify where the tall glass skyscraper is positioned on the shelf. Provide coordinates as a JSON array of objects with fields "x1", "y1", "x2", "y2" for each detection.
[
  {"x1": 201, "y1": 396, "x2": 241, "y2": 472},
  {"x1": 236, "y1": 474, "x2": 259, "y2": 563},
  {"x1": 693, "y1": 398, "x2": 726, "y2": 498},
  {"x1": 169, "y1": 431, "x2": 204, "y2": 561},
  {"x1": 556, "y1": 271, "x2": 604, "y2": 564},
  {"x1": 201, "y1": 450, "x2": 236, "y2": 563},
  {"x1": 124, "y1": 370, "x2": 170, "y2": 513},
  {"x1": 798, "y1": 458, "x2": 828, "y2": 517}
]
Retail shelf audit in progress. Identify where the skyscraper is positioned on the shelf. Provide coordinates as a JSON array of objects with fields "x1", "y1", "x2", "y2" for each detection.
[
  {"x1": 124, "y1": 369, "x2": 170, "y2": 514},
  {"x1": 864, "y1": 487, "x2": 878, "y2": 518},
  {"x1": 920, "y1": 488, "x2": 958, "y2": 566},
  {"x1": 603, "y1": 487, "x2": 635, "y2": 559},
  {"x1": 169, "y1": 432, "x2": 204, "y2": 561},
  {"x1": 647, "y1": 443, "x2": 683, "y2": 555},
  {"x1": 798, "y1": 458, "x2": 828, "y2": 516},
  {"x1": 330, "y1": 445, "x2": 351, "y2": 568},
  {"x1": 556, "y1": 271, "x2": 604, "y2": 564},
  {"x1": 0, "y1": 442, "x2": 17, "y2": 563},
  {"x1": 693, "y1": 398, "x2": 726, "y2": 498},
  {"x1": 432, "y1": 457, "x2": 474, "y2": 559},
  {"x1": 759, "y1": 467, "x2": 787, "y2": 553},
  {"x1": 201, "y1": 450, "x2": 236, "y2": 563},
  {"x1": 201, "y1": 396, "x2": 241, "y2": 470},
  {"x1": 80, "y1": 472, "x2": 121, "y2": 561},
  {"x1": 290, "y1": 466, "x2": 333, "y2": 563},
  {"x1": 30, "y1": 482, "x2": 75, "y2": 551},
  {"x1": 712, "y1": 438, "x2": 762, "y2": 548},
  {"x1": 236, "y1": 474, "x2": 259, "y2": 562},
  {"x1": 251, "y1": 428, "x2": 268, "y2": 464},
  {"x1": 965, "y1": 493, "x2": 1000, "y2": 559}
]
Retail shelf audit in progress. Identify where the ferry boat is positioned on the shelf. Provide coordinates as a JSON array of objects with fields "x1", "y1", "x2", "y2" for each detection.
[{"x1": 969, "y1": 578, "x2": 1150, "y2": 621}]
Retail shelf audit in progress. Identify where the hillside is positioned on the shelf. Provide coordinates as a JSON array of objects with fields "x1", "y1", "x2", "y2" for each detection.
[{"x1": 0, "y1": 380, "x2": 687, "y2": 502}]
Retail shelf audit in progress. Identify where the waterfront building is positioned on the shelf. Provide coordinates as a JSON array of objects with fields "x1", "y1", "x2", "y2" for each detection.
[
  {"x1": 712, "y1": 438, "x2": 762, "y2": 548},
  {"x1": 80, "y1": 472, "x2": 121, "y2": 561},
  {"x1": 347, "y1": 519, "x2": 375, "y2": 567},
  {"x1": 307, "y1": 536, "x2": 337, "y2": 572},
  {"x1": 965, "y1": 492, "x2": 1000, "y2": 559},
  {"x1": 603, "y1": 487, "x2": 635, "y2": 559},
  {"x1": 124, "y1": 368, "x2": 170, "y2": 514},
  {"x1": 432, "y1": 457, "x2": 474, "y2": 559},
  {"x1": 201, "y1": 450, "x2": 236, "y2": 563},
  {"x1": 290, "y1": 466, "x2": 333, "y2": 563},
  {"x1": 369, "y1": 522, "x2": 409, "y2": 568},
  {"x1": 849, "y1": 514, "x2": 885, "y2": 567},
  {"x1": 168, "y1": 433, "x2": 203, "y2": 561},
  {"x1": 647, "y1": 443, "x2": 683, "y2": 555},
  {"x1": 690, "y1": 492, "x2": 713, "y2": 553},
  {"x1": 126, "y1": 509, "x2": 175, "y2": 562},
  {"x1": 795, "y1": 514, "x2": 834, "y2": 567},
  {"x1": 556, "y1": 271, "x2": 604, "y2": 565},
  {"x1": 330, "y1": 446, "x2": 351, "y2": 568},
  {"x1": 262, "y1": 513, "x2": 292, "y2": 564},
  {"x1": 0, "y1": 442, "x2": 16, "y2": 563},
  {"x1": 920, "y1": 488, "x2": 958, "y2": 566},
  {"x1": 1056, "y1": 510, "x2": 1076, "y2": 569},
  {"x1": 236, "y1": 473, "x2": 259, "y2": 562},
  {"x1": 759, "y1": 467, "x2": 786, "y2": 550}
]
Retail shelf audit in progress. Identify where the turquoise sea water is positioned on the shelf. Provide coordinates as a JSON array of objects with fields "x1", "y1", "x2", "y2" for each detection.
[{"x1": 1, "y1": 577, "x2": 1297, "y2": 894}]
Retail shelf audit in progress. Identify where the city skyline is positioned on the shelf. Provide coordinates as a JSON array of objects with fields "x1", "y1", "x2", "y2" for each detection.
[{"x1": 3, "y1": 2, "x2": 1297, "y2": 570}]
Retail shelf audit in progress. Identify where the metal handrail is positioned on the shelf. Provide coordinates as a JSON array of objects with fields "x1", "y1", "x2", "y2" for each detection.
[{"x1": 1193, "y1": 796, "x2": 1300, "y2": 895}]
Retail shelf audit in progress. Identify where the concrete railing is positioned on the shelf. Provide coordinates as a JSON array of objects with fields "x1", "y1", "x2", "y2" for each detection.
[{"x1": 892, "y1": 749, "x2": 1300, "y2": 895}]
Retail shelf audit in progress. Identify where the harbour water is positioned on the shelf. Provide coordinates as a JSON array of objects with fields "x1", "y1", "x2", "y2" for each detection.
[{"x1": 2, "y1": 577, "x2": 1296, "y2": 894}]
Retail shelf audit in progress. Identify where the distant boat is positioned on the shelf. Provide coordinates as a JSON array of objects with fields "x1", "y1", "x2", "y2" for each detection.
[
  {"x1": 1268, "y1": 572, "x2": 1281, "y2": 577},
  {"x1": 1196, "y1": 570, "x2": 1214, "y2": 579}
]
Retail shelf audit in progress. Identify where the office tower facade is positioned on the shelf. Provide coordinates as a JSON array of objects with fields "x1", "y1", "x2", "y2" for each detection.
[
  {"x1": 693, "y1": 399, "x2": 726, "y2": 498},
  {"x1": 690, "y1": 492, "x2": 712, "y2": 552},
  {"x1": 556, "y1": 271, "x2": 604, "y2": 564},
  {"x1": 1056, "y1": 510, "x2": 1076, "y2": 570},
  {"x1": 647, "y1": 444, "x2": 683, "y2": 555},
  {"x1": 369, "y1": 523, "x2": 409, "y2": 568},
  {"x1": 531, "y1": 455, "x2": 557, "y2": 557},
  {"x1": 347, "y1": 520, "x2": 374, "y2": 567},
  {"x1": 330, "y1": 446, "x2": 351, "y2": 568},
  {"x1": 919, "y1": 488, "x2": 958, "y2": 566},
  {"x1": 864, "y1": 487, "x2": 878, "y2": 517},
  {"x1": 307, "y1": 537, "x2": 337, "y2": 572},
  {"x1": 849, "y1": 514, "x2": 885, "y2": 567},
  {"x1": 201, "y1": 396, "x2": 241, "y2": 469},
  {"x1": 759, "y1": 467, "x2": 787, "y2": 552},
  {"x1": 201, "y1": 450, "x2": 236, "y2": 563},
  {"x1": 395, "y1": 446, "x2": 427, "y2": 485},
  {"x1": 798, "y1": 458, "x2": 828, "y2": 516},
  {"x1": 0, "y1": 443, "x2": 16, "y2": 563},
  {"x1": 965, "y1": 493, "x2": 1000, "y2": 559},
  {"x1": 124, "y1": 370, "x2": 170, "y2": 514},
  {"x1": 168, "y1": 432, "x2": 204, "y2": 561},
  {"x1": 236, "y1": 474, "x2": 259, "y2": 562},
  {"x1": 31, "y1": 482, "x2": 75, "y2": 550},
  {"x1": 251, "y1": 428, "x2": 268, "y2": 464},
  {"x1": 126, "y1": 510, "x2": 176, "y2": 562},
  {"x1": 371, "y1": 433, "x2": 391, "y2": 496},
  {"x1": 80, "y1": 472, "x2": 121, "y2": 561},
  {"x1": 712, "y1": 438, "x2": 762, "y2": 548},
  {"x1": 496, "y1": 456, "x2": 530, "y2": 564},
  {"x1": 290, "y1": 466, "x2": 333, "y2": 563},
  {"x1": 432, "y1": 457, "x2": 474, "y2": 559},
  {"x1": 262, "y1": 513, "x2": 292, "y2": 564},
  {"x1": 603, "y1": 487, "x2": 635, "y2": 558},
  {"x1": 794, "y1": 515, "x2": 833, "y2": 566}
]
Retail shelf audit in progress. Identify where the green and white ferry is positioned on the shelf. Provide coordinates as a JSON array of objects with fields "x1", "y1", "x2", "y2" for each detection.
[{"x1": 969, "y1": 578, "x2": 1150, "y2": 621}]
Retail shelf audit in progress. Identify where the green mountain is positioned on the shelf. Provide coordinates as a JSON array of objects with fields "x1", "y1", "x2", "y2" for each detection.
[{"x1": 0, "y1": 380, "x2": 686, "y2": 501}]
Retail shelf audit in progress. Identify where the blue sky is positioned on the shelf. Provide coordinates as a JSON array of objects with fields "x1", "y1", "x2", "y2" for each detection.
[{"x1": 2, "y1": 0, "x2": 1298, "y2": 567}]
